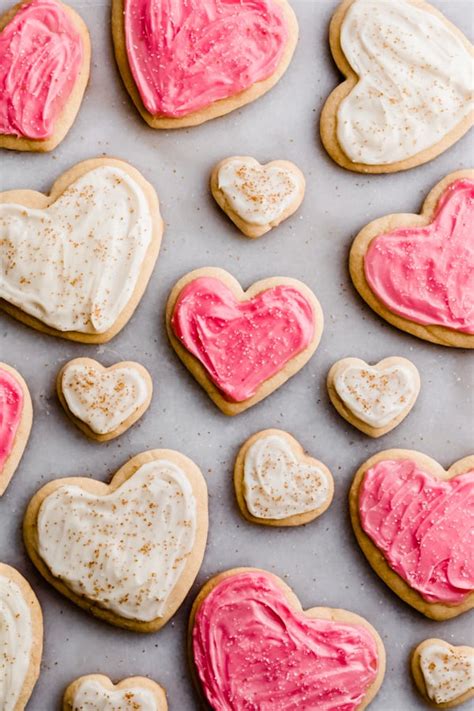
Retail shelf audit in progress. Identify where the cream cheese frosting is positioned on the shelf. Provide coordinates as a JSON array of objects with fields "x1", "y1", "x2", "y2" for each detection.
[
  {"x1": 420, "y1": 643, "x2": 474, "y2": 704},
  {"x1": 72, "y1": 679, "x2": 158, "y2": 711},
  {"x1": 0, "y1": 575, "x2": 33, "y2": 711}
]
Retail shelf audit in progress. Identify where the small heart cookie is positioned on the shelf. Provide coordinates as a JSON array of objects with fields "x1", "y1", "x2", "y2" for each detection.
[
  {"x1": 412, "y1": 639, "x2": 474, "y2": 708},
  {"x1": 166, "y1": 267, "x2": 323, "y2": 415},
  {"x1": 0, "y1": 158, "x2": 163, "y2": 343},
  {"x1": 24, "y1": 449, "x2": 208, "y2": 631},
  {"x1": 0, "y1": 562, "x2": 43, "y2": 711},
  {"x1": 63, "y1": 674, "x2": 167, "y2": 711},
  {"x1": 0, "y1": 0, "x2": 90, "y2": 152},
  {"x1": 210, "y1": 157, "x2": 305, "y2": 238},
  {"x1": 234, "y1": 429, "x2": 334, "y2": 526},
  {"x1": 190, "y1": 568, "x2": 385, "y2": 711},
  {"x1": 0, "y1": 362, "x2": 32, "y2": 495},
  {"x1": 327, "y1": 357, "x2": 420, "y2": 437},
  {"x1": 321, "y1": 0, "x2": 474, "y2": 172},
  {"x1": 350, "y1": 170, "x2": 474, "y2": 348},
  {"x1": 57, "y1": 358, "x2": 153, "y2": 441},
  {"x1": 350, "y1": 450, "x2": 474, "y2": 620},
  {"x1": 112, "y1": 0, "x2": 298, "y2": 128}
]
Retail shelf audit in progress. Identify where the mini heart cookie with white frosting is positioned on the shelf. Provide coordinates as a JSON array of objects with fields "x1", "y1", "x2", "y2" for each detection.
[
  {"x1": 234, "y1": 429, "x2": 334, "y2": 526},
  {"x1": 321, "y1": 0, "x2": 474, "y2": 173},
  {"x1": 327, "y1": 357, "x2": 420, "y2": 437},
  {"x1": 0, "y1": 158, "x2": 163, "y2": 343},
  {"x1": 57, "y1": 358, "x2": 153, "y2": 441},
  {"x1": 24, "y1": 449, "x2": 208, "y2": 631},
  {"x1": 0, "y1": 562, "x2": 43, "y2": 711},
  {"x1": 210, "y1": 157, "x2": 305, "y2": 238},
  {"x1": 63, "y1": 674, "x2": 167, "y2": 711},
  {"x1": 411, "y1": 639, "x2": 474, "y2": 708},
  {"x1": 0, "y1": 362, "x2": 32, "y2": 495}
]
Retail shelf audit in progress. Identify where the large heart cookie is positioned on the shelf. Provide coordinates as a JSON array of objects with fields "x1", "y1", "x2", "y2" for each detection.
[
  {"x1": 350, "y1": 450, "x2": 474, "y2": 620},
  {"x1": 111, "y1": 0, "x2": 298, "y2": 128},
  {"x1": 0, "y1": 0, "x2": 90, "y2": 152},
  {"x1": 412, "y1": 638, "x2": 474, "y2": 708},
  {"x1": 327, "y1": 357, "x2": 420, "y2": 437},
  {"x1": 0, "y1": 362, "x2": 32, "y2": 495},
  {"x1": 210, "y1": 156, "x2": 305, "y2": 238},
  {"x1": 350, "y1": 170, "x2": 474, "y2": 348},
  {"x1": 321, "y1": 0, "x2": 474, "y2": 173},
  {"x1": 190, "y1": 568, "x2": 385, "y2": 711},
  {"x1": 0, "y1": 562, "x2": 43, "y2": 711},
  {"x1": 166, "y1": 268, "x2": 323, "y2": 415},
  {"x1": 24, "y1": 449, "x2": 208, "y2": 631},
  {"x1": 57, "y1": 357, "x2": 153, "y2": 441},
  {"x1": 234, "y1": 429, "x2": 334, "y2": 526},
  {"x1": 63, "y1": 674, "x2": 167, "y2": 711},
  {"x1": 0, "y1": 158, "x2": 163, "y2": 343}
]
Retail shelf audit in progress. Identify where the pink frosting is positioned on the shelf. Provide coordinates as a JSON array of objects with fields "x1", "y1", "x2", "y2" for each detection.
[
  {"x1": 123, "y1": 0, "x2": 289, "y2": 118},
  {"x1": 171, "y1": 276, "x2": 315, "y2": 402},
  {"x1": 0, "y1": 0, "x2": 84, "y2": 140},
  {"x1": 359, "y1": 459, "x2": 474, "y2": 603},
  {"x1": 0, "y1": 368, "x2": 24, "y2": 472},
  {"x1": 193, "y1": 570, "x2": 380, "y2": 711},
  {"x1": 364, "y1": 179, "x2": 474, "y2": 334}
]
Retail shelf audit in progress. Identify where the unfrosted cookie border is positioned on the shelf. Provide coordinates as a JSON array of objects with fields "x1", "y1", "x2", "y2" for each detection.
[
  {"x1": 111, "y1": 0, "x2": 299, "y2": 129},
  {"x1": 0, "y1": 362, "x2": 33, "y2": 496},
  {"x1": 0, "y1": 0, "x2": 91, "y2": 153},
  {"x1": 320, "y1": 0, "x2": 474, "y2": 174},
  {"x1": 165, "y1": 267, "x2": 324, "y2": 415},
  {"x1": 411, "y1": 638, "x2": 474, "y2": 709},
  {"x1": 349, "y1": 449, "x2": 474, "y2": 620},
  {"x1": 62, "y1": 674, "x2": 168, "y2": 711}
]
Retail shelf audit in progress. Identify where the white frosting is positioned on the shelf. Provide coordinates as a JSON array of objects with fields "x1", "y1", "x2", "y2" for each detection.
[
  {"x1": 72, "y1": 679, "x2": 158, "y2": 711},
  {"x1": 243, "y1": 434, "x2": 331, "y2": 520},
  {"x1": 62, "y1": 362, "x2": 149, "y2": 435},
  {"x1": 420, "y1": 643, "x2": 474, "y2": 704},
  {"x1": 334, "y1": 363, "x2": 417, "y2": 427},
  {"x1": 217, "y1": 158, "x2": 303, "y2": 226},
  {"x1": 337, "y1": 0, "x2": 474, "y2": 165},
  {"x1": 0, "y1": 575, "x2": 33, "y2": 711},
  {"x1": 0, "y1": 166, "x2": 153, "y2": 333},
  {"x1": 37, "y1": 460, "x2": 197, "y2": 621}
]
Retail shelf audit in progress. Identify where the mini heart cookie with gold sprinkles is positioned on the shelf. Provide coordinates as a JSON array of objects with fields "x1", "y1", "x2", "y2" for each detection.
[
  {"x1": 63, "y1": 674, "x2": 167, "y2": 711},
  {"x1": 411, "y1": 638, "x2": 474, "y2": 708}
]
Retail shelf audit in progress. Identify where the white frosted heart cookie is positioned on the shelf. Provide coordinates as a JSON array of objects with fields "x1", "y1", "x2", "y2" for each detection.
[
  {"x1": 0, "y1": 562, "x2": 43, "y2": 711},
  {"x1": 327, "y1": 357, "x2": 420, "y2": 437},
  {"x1": 320, "y1": 0, "x2": 474, "y2": 173},
  {"x1": 412, "y1": 639, "x2": 474, "y2": 708},
  {"x1": 0, "y1": 362, "x2": 32, "y2": 495},
  {"x1": 210, "y1": 157, "x2": 305, "y2": 238},
  {"x1": 0, "y1": 158, "x2": 163, "y2": 343},
  {"x1": 24, "y1": 449, "x2": 208, "y2": 631},
  {"x1": 63, "y1": 674, "x2": 167, "y2": 710},
  {"x1": 57, "y1": 358, "x2": 153, "y2": 441},
  {"x1": 234, "y1": 429, "x2": 334, "y2": 526}
]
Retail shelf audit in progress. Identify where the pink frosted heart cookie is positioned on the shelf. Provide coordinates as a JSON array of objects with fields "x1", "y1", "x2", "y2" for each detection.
[
  {"x1": 0, "y1": 362, "x2": 32, "y2": 495},
  {"x1": 166, "y1": 268, "x2": 323, "y2": 415},
  {"x1": 111, "y1": 0, "x2": 298, "y2": 128},
  {"x1": 350, "y1": 170, "x2": 474, "y2": 347},
  {"x1": 0, "y1": 0, "x2": 90, "y2": 152},
  {"x1": 350, "y1": 450, "x2": 474, "y2": 619},
  {"x1": 190, "y1": 568, "x2": 385, "y2": 710}
]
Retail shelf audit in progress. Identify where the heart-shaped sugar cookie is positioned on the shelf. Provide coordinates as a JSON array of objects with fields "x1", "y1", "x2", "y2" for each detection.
[
  {"x1": 0, "y1": 562, "x2": 43, "y2": 711},
  {"x1": 350, "y1": 450, "x2": 474, "y2": 620},
  {"x1": 327, "y1": 357, "x2": 420, "y2": 437},
  {"x1": 112, "y1": 0, "x2": 298, "y2": 128},
  {"x1": 63, "y1": 674, "x2": 167, "y2": 711},
  {"x1": 58, "y1": 358, "x2": 153, "y2": 441},
  {"x1": 234, "y1": 429, "x2": 334, "y2": 526},
  {"x1": 166, "y1": 268, "x2": 323, "y2": 415},
  {"x1": 412, "y1": 638, "x2": 474, "y2": 708},
  {"x1": 321, "y1": 0, "x2": 474, "y2": 173},
  {"x1": 24, "y1": 449, "x2": 208, "y2": 631},
  {"x1": 190, "y1": 568, "x2": 385, "y2": 710},
  {"x1": 0, "y1": 158, "x2": 163, "y2": 343},
  {"x1": 350, "y1": 170, "x2": 474, "y2": 348},
  {"x1": 0, "y1": 362, "x2": 32, "y2": 495},
  {"x1": 210, "y1": 157, "x2": 305, "y2": 238},
  {"x1": 0, "y1": 0, "x2": 90, "y2": 152}
]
